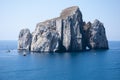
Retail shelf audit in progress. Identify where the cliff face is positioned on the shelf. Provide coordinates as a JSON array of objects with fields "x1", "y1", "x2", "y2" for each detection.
[
  {"x1": 18, "y1": 6, "x2": 109, "y2": 52},
  {"x1": 60, "y1": 6, "x2": 83, "y2": 51}
]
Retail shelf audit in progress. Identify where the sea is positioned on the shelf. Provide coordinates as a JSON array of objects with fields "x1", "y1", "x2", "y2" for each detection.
[{"x1": 0, "y1": 40, "x2": 120, "y2": 80}]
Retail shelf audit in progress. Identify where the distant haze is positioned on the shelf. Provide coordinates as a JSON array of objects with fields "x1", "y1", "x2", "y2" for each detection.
[{"x1": 0, "y1": 0, "x2": 120, "y2": 41}]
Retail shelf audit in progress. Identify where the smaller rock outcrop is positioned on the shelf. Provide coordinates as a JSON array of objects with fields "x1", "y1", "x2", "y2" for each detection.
[
  {"x1": 83, "y1": 19, "x2": 109, "y2": 49},
  {"x1": 18, "y1": 28, "x2": 32, "y2": 50}
]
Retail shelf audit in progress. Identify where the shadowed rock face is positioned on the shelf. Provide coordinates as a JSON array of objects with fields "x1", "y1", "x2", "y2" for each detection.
[
  {"x1": 61, "y1": 6, "x2": 83, "y2": 51},
  {"x1": 18, "y1": 6, "x2": 109, "y2": 52},
  {"x1": 83, "y1": 19, "x2": 109, "y2": 49},
  {"x1": 89, "y1": 19, "x2": 109, "y2": 49},
  {"x1": 82, "y1": 22, "x2": 92, "y2": 50}
]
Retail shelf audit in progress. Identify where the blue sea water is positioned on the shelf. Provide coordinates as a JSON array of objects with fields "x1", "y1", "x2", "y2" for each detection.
[{"x1": 0, "y1": 41, "x2": 120, "y2": 80}]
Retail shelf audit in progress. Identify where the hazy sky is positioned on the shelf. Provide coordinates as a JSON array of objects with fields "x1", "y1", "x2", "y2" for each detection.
[{"x1": 0, "y1": 0, "x2": 120, "y2": 41}]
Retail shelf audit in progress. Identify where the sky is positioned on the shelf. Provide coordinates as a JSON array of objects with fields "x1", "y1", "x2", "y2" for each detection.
[{"x1": 0, "y1": 0, "x2": 120, "y2": 41}]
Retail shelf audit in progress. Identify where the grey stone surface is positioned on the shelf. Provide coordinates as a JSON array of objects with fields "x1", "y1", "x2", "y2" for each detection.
[
  {"x1": 18, "y1": 28, "x2": 32, "y2": 50},
  {"x1": 83, "y1": 19, "x2": 109, "y2": 49},
  {"x1": 61, "y1": 6, "x2": 83, "y2": 51},
  {"x1": 31, "y1": 19, "x2": 60, "y2": 52},
  {"x1": 89, "y1": 19, "x2": 109, "y2": 49},
  {"x1": 18, "y1": 6, "x2": 109, "y2": 52}
]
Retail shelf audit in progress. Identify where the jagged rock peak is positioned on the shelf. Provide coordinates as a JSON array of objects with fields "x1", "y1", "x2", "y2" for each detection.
[
  {"x1": 19, "y1": 28, "x2": 30, "y2": 36},
  {"x1": 93, "y1": 19, "x2": 100, "y2": 24},
  {"x1": 60, "y1": 6, "x2": 81, "y2": 18},
  {"x1": 92, "y1": 19, "x2": 104, "y2": 27}
]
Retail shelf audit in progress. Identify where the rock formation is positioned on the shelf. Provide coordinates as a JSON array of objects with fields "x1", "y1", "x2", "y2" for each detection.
[
  {"x1": 83, "y1": 19, "x2": 109, "y2": 49},
  {"x1": 18, "y1": 6, "x2": 109, "y2": 52},
  {"x1": 18, "y1": 28, "x2": 32, "y2": 50}
]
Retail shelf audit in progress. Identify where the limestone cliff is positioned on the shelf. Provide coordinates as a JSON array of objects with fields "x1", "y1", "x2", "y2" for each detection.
[{"x1": 18, "y1": 6, "x2": 109, "y2": 52}]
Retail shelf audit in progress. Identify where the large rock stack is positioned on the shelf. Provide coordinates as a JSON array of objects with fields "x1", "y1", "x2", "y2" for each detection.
[{"x1": 18, "y1": 6, "x2": 109, "y2": 52}]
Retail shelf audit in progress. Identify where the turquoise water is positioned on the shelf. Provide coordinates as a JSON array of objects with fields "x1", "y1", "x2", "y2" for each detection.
[{"x1": 0, "y1": 41, "x2": 120, "y2": 80}]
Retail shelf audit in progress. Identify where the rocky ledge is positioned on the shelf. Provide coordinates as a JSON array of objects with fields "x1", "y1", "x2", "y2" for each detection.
[{"x1": 18, "y1": 6, "x2": 109, "y2": 52}]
